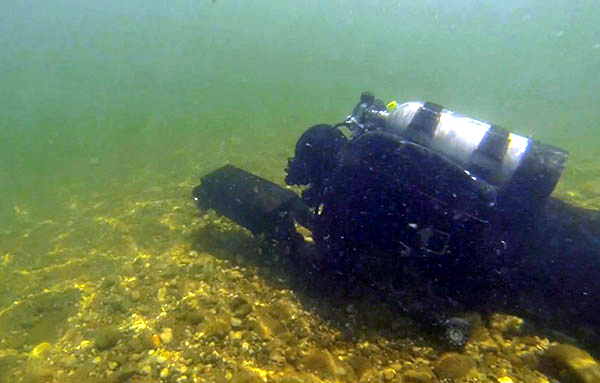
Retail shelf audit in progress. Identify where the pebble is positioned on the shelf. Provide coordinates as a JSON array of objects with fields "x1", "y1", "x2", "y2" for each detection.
[
  {"x1": 403, "y1": 368, "x2": 434, "y2": 383},
  {"x1": 156, "y1": 354, "x2": 167, "y2": 363},
  {"x1": 478, "y1": 338, "x2": 500, "y2": 353},
  {"x1": 140, "y1": 364, "x2": 152, "y2": 375},
  {"x1": 160, "y1": 367, "x2": 170, "y2": 378},
  {"x1": 302, "y1": 349, "x2": 350, "y2": 379},
  {"x1": 62, "y1": 355, "x2": 78, "y2": 368},
  {"x1": 539, "y1": 344, "x2": 600, "y2": 383},
  {"x1": 230, "y1": 296, "x2": 252, "y2": 317},
  {"x1": 382, "y1": 367, "x2": 396, "y2": 380},
  {"x1": 489, "y1": 314, "x2": 523, "y2": 336},
  {"x1": 231, "y1": 317, "x2": 242, "y2": 328},
  {"x1": 79, "y1": 340, "x2": 92, "y2": 349},
  {"x1": 31, "y1": 342, "x2": 52, "y2": 358},
  {"x1": 94, "y1": 326, "x2": 120, "y2": 350},
  {"x1": 434, "y1": 353, "x2": 476, "y2": 379},
  {"x1": 160, "y1": 328, "x2": 174, "y2": 344}
]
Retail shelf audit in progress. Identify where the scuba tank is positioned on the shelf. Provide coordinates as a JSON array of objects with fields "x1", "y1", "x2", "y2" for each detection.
[{"x1": 345, "y1": 92, "x2": 569, "y2": 204}]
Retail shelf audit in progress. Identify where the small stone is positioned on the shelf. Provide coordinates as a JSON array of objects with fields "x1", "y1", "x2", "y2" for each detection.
[
  {"x1": 115, "y1": 367, "x2": 137, "y2": 382},
  {"x1": 140, "y1": 364, "x2": 152, "y2": 375},
  {"x1": 160, "y1": 328, "x2": 174, "y2": 344},
  {"x1": 539, "y1": 344, "x2": 600, "y2": 383},
  {"x1": 136, "y1": 328, "x2": 158, "y2": 350},
  {"x1": 403, "y1": 368, "x2": 434, "y2": 383},
  {"x1": 107, "y1": 299, "x2": 127, "y2": 314},
  {"x1": 478, "y1": 338, "x2": 500, "y2": 353},
  {"x1": 268, "y1": 300, "x2": 292, "y2": 319},
  {"x1": 31, "y1": 342, "x2": 52, "y2": 358},
  {"x1": 160, "y1": 367, "x2": 170, "y2": 378},
  {"x1": 184, "y1": 311, "x2": 204, "y2": 325},
  {"x1": 229, "y1": 369, "x2": 262, "y2": 383},
  {"x1": 301, "y1": 349, "x2": 353, "y2": 379},
  {"x1": 93, "y1": 326, "x2": 120, "y2": 350},
  {"x1": 200, "y1": 318, "x2": 230, "y2": 340},
  {"x1": 231, "y1": 317, "x2": 242, "y2": 328},
  {"x1": 382, "y1": 367, "x2": 396, "y2": 380},
  {"x1": 62, "y1": 355, "x2": 78, "y2": 368},
  {"x1": 152, "y1": 334, "x2": 161, "y2": 348},
  {"x1": 489, "y1": 314, "x2": 523, "y2": 336},
  {"x1": 100, "y1": 276, "x2": 118, "y2": 290},
  {"x1": 519, "y1": 335, "x2": 540, "y2": 346},
  {"x1": 79, "y1": 340, "x2": 92, "y2": 349},
  {"x1": 230, "y1": 297, "x2": 252, "y2": 318},
  {"x1": 433, "y1": 353, "x2": 475, "y2": 379},
  {"x1": 157, "y1": 287, "x2": 168, "y2": 302},
  {"x1": 347, "y1": 355, "x2": 372, "y2": 378},
  {"x1": 156, "y1": 354, "x2": 167, "y2": 363}
]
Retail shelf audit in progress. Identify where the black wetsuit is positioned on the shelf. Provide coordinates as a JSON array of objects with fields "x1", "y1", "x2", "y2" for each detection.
[
  {"x1": 193, "y1": 121, "x2": 600, "y2": 352},
  {"x1": 284, "y1": 122, "x2": 600, "y2": 351}
]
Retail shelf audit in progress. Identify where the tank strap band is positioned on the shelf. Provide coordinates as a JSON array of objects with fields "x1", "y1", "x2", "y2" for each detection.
[
  {"x1": 405, "y1": 102, "x2": 443, "y2": 146},
  {"x1": 469, "y1": 125, "x2": 510, "y2": 184}
]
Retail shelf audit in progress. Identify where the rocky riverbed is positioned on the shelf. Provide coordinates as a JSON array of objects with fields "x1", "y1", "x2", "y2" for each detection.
[{"x1": 1, "y1": 166, "x2": 599, "y2": 383}]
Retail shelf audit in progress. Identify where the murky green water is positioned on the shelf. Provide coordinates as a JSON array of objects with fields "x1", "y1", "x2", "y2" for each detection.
[{"x1": 1, "y1": 1, "x2": 599, "y2": 382}]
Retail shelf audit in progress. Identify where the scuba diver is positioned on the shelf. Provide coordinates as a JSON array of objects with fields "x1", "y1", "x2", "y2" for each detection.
[{"x1": 192, "y1": 92, "x2": 600, "y2": 351}]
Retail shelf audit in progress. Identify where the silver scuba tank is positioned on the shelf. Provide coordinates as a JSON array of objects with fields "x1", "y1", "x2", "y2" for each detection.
[{"x1": 346, "y1": 92, "x2": 568, "y2": 202}]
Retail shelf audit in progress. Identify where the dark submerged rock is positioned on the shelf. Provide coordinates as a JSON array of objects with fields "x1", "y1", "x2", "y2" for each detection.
[{"x1": 539, "y1": 344, "x2": 600, "y2": 383}]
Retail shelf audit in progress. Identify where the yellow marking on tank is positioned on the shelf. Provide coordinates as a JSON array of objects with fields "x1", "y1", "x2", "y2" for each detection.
[{"x1": 386, "y1": 100, "x2": 398, "y2": 112}]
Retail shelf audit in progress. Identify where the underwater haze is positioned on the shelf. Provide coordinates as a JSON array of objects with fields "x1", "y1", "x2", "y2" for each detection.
[
  {"x1": 3, "y1": 0, "x2": 600, "y2": 224},
  {"x1": 1, "y1": 0, "x2": 600, "y2": 382}
]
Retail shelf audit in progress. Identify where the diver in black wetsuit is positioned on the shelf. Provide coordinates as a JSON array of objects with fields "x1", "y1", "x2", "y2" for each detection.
[{"x1": 193, "y1": 92, "x2": 600, "y2": 351}]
